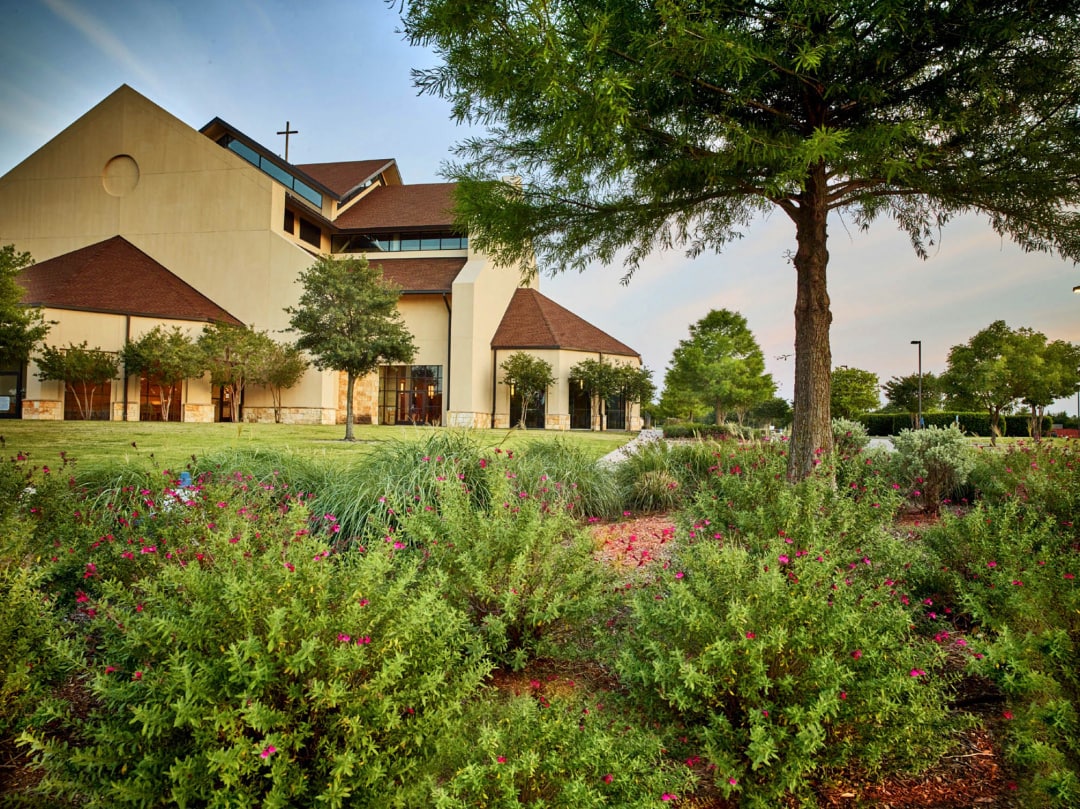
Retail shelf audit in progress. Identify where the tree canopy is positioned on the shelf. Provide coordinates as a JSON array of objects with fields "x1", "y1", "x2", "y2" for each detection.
[
  {"x1": 943, "y1": 321, "x2": 1080, "y2": 442},
  {"x1": 0, "y1": 244, "x2": 50, "y2": 369},
  {"x1": 35, "y1": 342, "x2": 119, "y2": 421},
  {"x1": 661, "y1": 309, "x2": 774, "y2": 427},
  {"x1": 829, "y1": 366, "x2": 879, "y2": 419},
  {"x1": 882, "y1": 372, "x2": 943, "y2": 428},
  {"x1": 500, "y1": 352, "x2": 556, "y2": 429},
  {"x1": 122, "y1": 326, "x2": 205, "y2": 422},
  {"x1": 287, "y1": 256, "x2": 416, "y2": 440},
  {"x1": 399, "y1": 0, "x2": 1080, "y2": 480}
]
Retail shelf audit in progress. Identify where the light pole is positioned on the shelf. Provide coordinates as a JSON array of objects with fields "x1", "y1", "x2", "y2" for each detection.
[{"x1": 911, "y1": 340, "x2": 922, "y2": 429}]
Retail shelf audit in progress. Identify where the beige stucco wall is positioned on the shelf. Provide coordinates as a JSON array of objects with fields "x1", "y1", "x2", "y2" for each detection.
[
  {"x1": 0, "y1": 85, "x2": 341, "y2": 420},
  {"x1": 447, "y1": 252, "x2": 535, "y2": 428}
]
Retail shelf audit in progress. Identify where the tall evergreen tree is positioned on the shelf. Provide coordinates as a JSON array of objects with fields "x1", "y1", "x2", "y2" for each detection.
[
  {"x1": 662, "y1": 309, "x2": 774, "y2": 427},
  {"x1": 400, "y1": 0, "x2": 1080, "y2": 480}
]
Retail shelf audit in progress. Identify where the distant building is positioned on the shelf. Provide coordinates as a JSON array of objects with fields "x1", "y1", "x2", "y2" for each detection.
[{"x1": 0, "y1": 85, "x2": 640, "y2": 428}]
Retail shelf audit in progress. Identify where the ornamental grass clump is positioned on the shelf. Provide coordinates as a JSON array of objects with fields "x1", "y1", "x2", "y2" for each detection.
[
  {"x1": 390, "y1": 452, "x2": 611, "y2": 670},
  {"x1": 18, "y1": 472, "x2": 490, "y2": 809},
  {"x1": 890, "y1": 425, "x2": 975, "y2": 514},
  {"x1": 513, "y1": 437, "x2": 622, "y2": 518},
  {"x1": 615, "y1": 526, "x2": 953, "y2": 806}
]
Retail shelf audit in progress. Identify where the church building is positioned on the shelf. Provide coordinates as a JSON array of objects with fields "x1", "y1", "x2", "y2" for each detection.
[{"x1": 0, "y1": 86, "x2": 641, "y2": 429}]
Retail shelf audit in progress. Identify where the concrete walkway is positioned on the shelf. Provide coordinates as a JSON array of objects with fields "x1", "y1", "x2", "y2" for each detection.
[{"x1": 597, "y1": 428, "x2": 665, "y2": 466}]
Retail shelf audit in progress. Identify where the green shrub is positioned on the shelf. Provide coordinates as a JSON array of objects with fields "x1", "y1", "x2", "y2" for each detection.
[
  {"x1": 661, "y1": 423, "x2": 730, "y2": 440},
  {"x1": 890, "y1": 425, "x2": 975, "y2": 513},
  {"x1": 19, "y1": 476, "x2": 490, "y2": 809},
  {"x1": 431, "y1": 691, "x2": 694, "y2": 807},
  {"x1": 921, "y1": 501, "x2": 1080, "y2": 807},
  {"x1": 831, "y1": 417, "x2": 870, "y2": 457},
  {"x1": 393, "y1": 458, "x2": 611, "y2": 670},
  {"x1": 614, "y1": 528, "x2": 953, "y2": 806}
]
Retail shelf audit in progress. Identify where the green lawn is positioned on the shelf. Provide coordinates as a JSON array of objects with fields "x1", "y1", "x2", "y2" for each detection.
[{"x1": 0, "y1": 420, "x2": 634, "y2": 476}]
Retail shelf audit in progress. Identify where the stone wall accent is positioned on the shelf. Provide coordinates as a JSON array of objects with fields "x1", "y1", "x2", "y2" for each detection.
[
  {"x1": 21, "y1": 400, "x2": 62, "y2": 420},
  {"x1": 242, "y1": 406, "x2": 335, "y2": 425},
  {"x1": 183, "y1": 404, "x2": 215, "y2": 423},
  {"x1": 448, "y1": 410, "x2": 494, "y2": 429},
  {"x1": 545, "y1": 413, "x2": 570, "y2": 431},
  {"x1": 336, "y1": 371, "x2": 379, "y2": 425}
]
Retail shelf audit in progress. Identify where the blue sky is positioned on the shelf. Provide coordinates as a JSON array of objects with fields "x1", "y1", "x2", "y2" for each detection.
[{"x1": 2, "y1": 0, "x2": 1079, "y2": 414}]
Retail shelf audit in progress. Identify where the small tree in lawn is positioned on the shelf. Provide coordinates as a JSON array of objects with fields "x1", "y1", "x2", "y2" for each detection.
[
  {"x1": 35, "y1": 342, "x2": 119, "y2": 420},
  {"x1": 122, "y1": 326, "x2": 205, "y2": 422},
  {"x1": 252, "y1": 340, "x2": 309, "y2": 424},
  {"x1": 569, "y1": 357, "x2": 620, "y2": 430},
  {"x1": 615, "y1": 363, "x2": 655, "y2": 431},
  {"x1": 663, "y1": 310, "x2": 774, "y2": 427},
  {"x1": 943, "y1": 321, "x2": 1021, "y2": 445},
  {"x1": 199, "y1": 324, "x2": 276, "y2": 424},
  {"x1": 0, "y1": 244, "x2": 50, "y2": 369},
  {"x1": 500, "y1": 352, "x2": 555, "y2": 429},
  {"x1": 287, "y1": 256, "x2": 416, "y2": 440}
]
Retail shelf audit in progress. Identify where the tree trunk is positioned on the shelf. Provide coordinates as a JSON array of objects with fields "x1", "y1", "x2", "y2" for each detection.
[
  {"x1": 787, "y1": 163, "x2": 834, "y2": 483},
  {"x1": 344, "y1": 373, "x2": 356, "y2": 441}
]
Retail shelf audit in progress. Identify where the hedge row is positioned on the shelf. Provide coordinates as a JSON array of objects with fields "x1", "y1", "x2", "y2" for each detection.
[{"x1": 858, "y1": 412, "x2": 1052, "y2": 437}]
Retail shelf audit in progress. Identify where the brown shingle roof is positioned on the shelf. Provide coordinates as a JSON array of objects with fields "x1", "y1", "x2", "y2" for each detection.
[
  {"x1": 369, "y1": 257, "x2": 466, "y2": 293},
  {"x1": 492, "y1": 288, "x2": 639, "y2": 357},
  {"x1": 18, "y1": 236, "x2": 242, "y2": 325},
  {"x1": 333, "y1": 183, "x2": 457, "y2": 230},
  {"x1": 295, "y1": 160, "x2": 395, "y2": 197}
]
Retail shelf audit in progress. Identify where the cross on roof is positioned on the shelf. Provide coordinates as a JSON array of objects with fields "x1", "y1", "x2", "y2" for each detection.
[{"x1": 277, "y1": 120, "x2": 298, "y2": 162}]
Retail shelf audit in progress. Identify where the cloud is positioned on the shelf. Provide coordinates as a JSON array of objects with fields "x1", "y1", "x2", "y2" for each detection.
[{"x1": 41, "y1": 0, "x2": 161, "y2": 93}]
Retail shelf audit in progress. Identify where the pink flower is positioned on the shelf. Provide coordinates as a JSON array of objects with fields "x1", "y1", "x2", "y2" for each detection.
[
  {"x1": 496, "y1": 755, "x2": 507, "y2": 764},
  {"x1": 910, "y1": 668, "x2": 926, "y2": 677},
  {"x1": 1003, "y1": 711, "x2": 1014, "y2": 720},
  {"x1": 104, "y1": 665, "x2": 117, "y2": 674},
  {"x1": 674, "y1": 571, "x2": 684, "y2": 579},
  {"x1": 987, "y1": 560, "x2": 997, "y2": 568},
  {"x1": 851, "y1": 649, "x2": 862, "y2": 660},
  {"x1": 745, "y1": 631, "x2": 756, "y2": 640},
  {"x1": 356, "y1": 636, "x2": 371, "y2": 645},
  {"x1": 358, "y1": 598, "x2": 369, "y2": 606},
  {"x1": 337, "y1": 633, "x2": 351, "y2": 643},
  {"x1": 661, "y1": 794, "x2": 677, "y2": 802},
  {"x1": 133, "y1": 670, "x2": 143, "y2": 680},
  {"x1": 778, "y1": 554, "x2": 790, "y2": 564},
  {"x1": 260, "y1": 745, "x2": 277, "y2": 759},
  {"x1": 602, "y1": 773, "x2": 613, "y2": 784},
  {"x1": 728, "y1": 777, "x2": 738, "y2": 786}
]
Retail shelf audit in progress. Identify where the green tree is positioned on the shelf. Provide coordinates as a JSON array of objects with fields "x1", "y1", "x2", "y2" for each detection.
[
  {"x1": 35, "y1": 342, "x2": 119, "y2": 420},
  {"x1": 122, "y1": 326, "x2": 206, "y2": 422},
  {"x1": 198, "y1": 324, "x2": 275, "y2": 425},
  {"x1": 661, "y1": 310, "x2": 774, "y2": 427},
  {"x1": 615, "y1": 363, "x2": 655, "y2": 431},
  {"x1": 942, "y1": 321, "x2": 1020, "y2": 445},
  {"x1": 0, "y1": 244, "x2": 50, "y2": 369},
  {"x1": 251, "y1": 339, "x2": 309, "y2": 424},
  {"x1": 499, "y1": 352, "x2": 556, "y2": 429},
  {"x1": 829, "y1": 366, "x2": 879, "y2": 420},
  {"x1": 1009, "y1": 331, "x2": 1080, "y2": 439},
  {"x1": 882, "y1": 372, "x2": 943, "y2": 428},
  {"x1": 569, "y1": 357, "x2": 620, "y2": 430},
  {"x1": 400, "y1": 1, "x2": 1080, "y2": 481},
  {"x1": 286, "y1": 256, "x2": 416, "y2": 440},
  {"x1": 749, "y1": 396, "x2": 793, "y2": 430}
]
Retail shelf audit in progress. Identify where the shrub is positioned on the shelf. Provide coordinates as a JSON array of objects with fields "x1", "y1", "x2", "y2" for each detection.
[
  {"x1": 831, "y1": 417, "x2": 870, "y2": 457},
  {"x1": 614, "y1": 528, "x2": 953, "y2": 806},
  {"x1": 890, "y1": 425, "x2": 976, "y2": 513},
  {"x1": 921, "y1": 501, "x2": 1080, "y2": 807},
  {"x1": 430, "y1": 691, "x2": 694, "y2": 807},
  {"x1": 19, "y1": 474, "x2": 490, "y2": 808},
  {"x1": 514, "y1": 437, "x2": 621, "y2": 518},
  {"x1": 392, "y1": 457, "x2": 611, "y2": 670}
]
